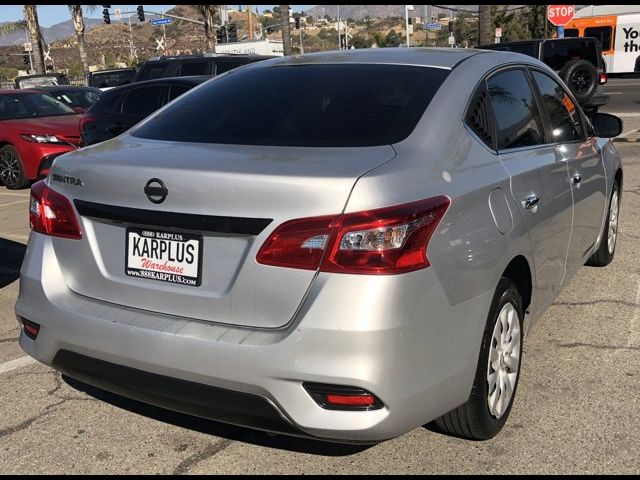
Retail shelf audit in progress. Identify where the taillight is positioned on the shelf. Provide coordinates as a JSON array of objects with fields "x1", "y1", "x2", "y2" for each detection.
[
  {"x1": 29, "y1": 180, "x2": 82, "y2": 240},
  {"x1": 79, "y1": 114, "x2": 96, "y2": 144},
  {"x1": 599, "y1": 72, "x2": 607, "y2": 84},
  {"x1": 256, "y1": 196, "x2": 450, "y2": 275}
]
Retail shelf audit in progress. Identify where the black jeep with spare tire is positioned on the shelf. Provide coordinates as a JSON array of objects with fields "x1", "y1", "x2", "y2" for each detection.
[{"x1": 479, "y1": 37, "x2": 608, "y2": 119}]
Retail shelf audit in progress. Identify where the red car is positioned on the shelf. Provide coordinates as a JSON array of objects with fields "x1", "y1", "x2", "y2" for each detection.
[{"x1": 0, "y1": 89, "x2": 81, "y2": 189}]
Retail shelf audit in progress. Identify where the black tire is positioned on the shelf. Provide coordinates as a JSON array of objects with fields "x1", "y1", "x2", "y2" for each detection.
[
  {"x1": 560, "y1": 59, "x2": 598, "y2": 104},
  {"x1": 0, "y1": 145, "x2": 28, "y2": 190},
  {"x1": 433, "y1": 277, "x2": 524, "y2": 440},
  {"x1": 587, "y1": 181, "x2": 620, "y2": 267}
]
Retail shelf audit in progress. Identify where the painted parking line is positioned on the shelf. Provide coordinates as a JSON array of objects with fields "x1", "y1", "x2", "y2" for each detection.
[
  {"x1": 0, "y1": 355, "x2": 36, "y2": 375},
  {"x1": 0, "y1": 192, "x2": 30, "y2": 198},
  {"x1": 0, "y1": 200, "x2": 29, "y2": 208}
]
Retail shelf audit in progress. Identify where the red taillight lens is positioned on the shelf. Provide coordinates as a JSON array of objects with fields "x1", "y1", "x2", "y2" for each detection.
[
  {"x1": 256, "y1": 196, "x2": 450, "y2": 275},
  {"x1": 256, "y1": 214, "x2": 336, "y2": 270},
  {"x1": 21, "y1": 319, "x2": 40, "y2": 340},
  {"x1": 29, "y1": 180, "x2": 82, "y2": 240},
  {"x1": 599, "y1": 72, "x2": 607, "y2": 84},
  {"x1": 79, "y1": 114, "x2": 96, "y2": 144},
  {"x1": 325, "y1": 394, "x2": 376, "y2": 407}
]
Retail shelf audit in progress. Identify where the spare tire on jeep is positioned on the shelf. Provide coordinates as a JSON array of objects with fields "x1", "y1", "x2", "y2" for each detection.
[{"x1": 559, "y1": 59, "x2": 598, "y2": 104}]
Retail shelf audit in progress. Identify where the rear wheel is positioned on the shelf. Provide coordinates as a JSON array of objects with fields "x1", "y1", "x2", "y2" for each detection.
[
  {"x1": 560, "y1": 59, "x2": 598, "y2": 104},
  {"x1": 587, "y1": 181, "x2": 619, "y2": 267},
  {"x1": 0, "y1": 145, "x2": 28, "y2": 190},
  {"x1": 433, "y1": 277, "x2": 523, "y2": 440}
]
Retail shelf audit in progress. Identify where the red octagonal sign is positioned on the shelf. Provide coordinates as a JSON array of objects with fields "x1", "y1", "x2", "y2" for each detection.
[{"x1": 547, "y1": 4, "x2": 575, "y2": 26}]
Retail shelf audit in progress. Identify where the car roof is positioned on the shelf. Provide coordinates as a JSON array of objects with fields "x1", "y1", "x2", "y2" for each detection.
[
  {"x1": 253, "y1": 48, "x2": 488, "y2": 70},
  {"x1": 101, "y1": 75, "x2": 209, "y2": 95},
  {"x1": 33, "y1": 85, "x2": 102, "y2": 92},
  {"x1": 0, "y1": 88, "x2": 50, "y2": 95}
]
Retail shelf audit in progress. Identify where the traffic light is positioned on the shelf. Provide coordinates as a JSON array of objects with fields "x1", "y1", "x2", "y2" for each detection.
[
  {"x1": 217, "y1": 25, "x2": 227, "y2": 44},
  {"x1": 408, "y1": 17, "x2": 413, "y2": 25},
  {"x1": 448, "y1": 21, "x2": 453, "y2": 33},
  {"x1": 137, "y1": 5, "x2": 145, "y2": 22},
  {"x1": 102, "y1": 7, "x2": 110, "y2": 24},
  {"x1": 295, "y1": 17, "x2": 300, "y2": 29},
  {"x1": 228, "y1": 23, "x2": 238, "y2": 42},
  {"x1": 23, "y1": 51, "x2": 29, "y2": 65}
]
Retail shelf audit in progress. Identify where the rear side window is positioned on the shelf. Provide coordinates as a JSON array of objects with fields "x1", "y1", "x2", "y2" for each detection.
[
  {"x1": 88, "y1": 91, "x2": 122, "y2": 113},
  {"x1": 136, "y1": 63, "x2": 168, "y2": 81},
  {"x1": 531, "y1": 71, "x2": 585, "y2": 143},
  {"x1": 505, "y1": 43, "x2": 539, "y2": 58},
  {"x1": 541, "y1": 40, "x2": 598, "y2": 70},
  {"x1": 214, "y1": 61, "x2": 243, "y2": 75},
  {"x1": 121, "y1": 86, "x2": 164, "y2": 116},
  {"x1": 585, "y1": 26, "x2": 612, "y2": 51},
  {"x1": 91, "y1": 70, "x2": 134, "y2": 88},
  {"x1": 132, "y1": 64, "x2": 449, "y2": 147},
  {"x1": 167, "y1": 84, "x2": 193, "y2": 102},
  {"x1": 487, "y1": 69, "x2": 545, "y2": 150},
  {"x1": 564, "y1": 29, "x2": 579, "y2": 38},
  {"x1": 179, "y1": 61, "x2": 211, "y2": 76}
]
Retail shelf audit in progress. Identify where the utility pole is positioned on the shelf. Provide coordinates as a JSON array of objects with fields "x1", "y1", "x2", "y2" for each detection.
[
  {"x1": 280, "y1": 4, "x2": 292, "y2": 56},
  {"x1": 337, "y1": 5, "x2": 341, "y2": 50},
  {"x1": 248, "y1": 4, "x2": 254, "y2": 40},
  {"x1": 161, "y1": 9, "x2": 168, "y2": 55},
  {"x1": 478, "y1": 5, "x2": 492, "y2": 46}
]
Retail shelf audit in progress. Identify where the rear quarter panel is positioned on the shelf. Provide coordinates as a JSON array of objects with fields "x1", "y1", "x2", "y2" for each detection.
[{"x1": 346, "y1": 54, "x2": 536, "y2": 311}]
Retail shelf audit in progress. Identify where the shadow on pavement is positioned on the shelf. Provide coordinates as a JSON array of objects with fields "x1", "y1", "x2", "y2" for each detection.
[
  {"x1": 62, "y1": 375, "x2": 374, "y2": 456},
  {"x1": 0, "y1": 238, "x2": 26, "y2": 289}
]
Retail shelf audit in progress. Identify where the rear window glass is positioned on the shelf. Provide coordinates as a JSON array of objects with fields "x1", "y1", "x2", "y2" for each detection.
[
  {"x1": 541, "y1": 40, "x2": 598, "y2": 70},
  {"x1": 90, "y1": 70, "x2": 134, "y2": 88},
  {"x1": 136, "y1": 63, "x2": 168, "y2": 81},
  {"x1": 179, "y1": 61, "x2": 211, "y2": 76},
  {"x1": 132, "y1": 64, "x2": 449, "y2": 147}
]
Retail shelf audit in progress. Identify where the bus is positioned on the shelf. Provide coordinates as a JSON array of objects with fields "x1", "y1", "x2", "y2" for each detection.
[{"x1": 565, "y1": 5, "x2": 640, "y2": 74}]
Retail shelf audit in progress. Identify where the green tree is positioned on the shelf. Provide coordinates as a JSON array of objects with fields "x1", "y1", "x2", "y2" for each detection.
[
  {"x1": 68, "y1": 5, "x2": 98, "y2": 76},
  {"x1": 351, "y1": 33, "x2": 373, "y2": 49},
  {"x1": 385, "y1": 29, "x2": 402, "y2": 47},
  {"x1": 491, "y1": 5, "x2": 528, "y2": 42},
  {"x1": 194, "y1": 5, "x2": 220, "y2": 52},
  {"x1": 528, "y1": 5, "x2": 553, "y2": 39}
]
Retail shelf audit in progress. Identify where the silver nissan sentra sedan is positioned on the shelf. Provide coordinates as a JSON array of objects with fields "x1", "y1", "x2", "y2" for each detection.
[{"x1": 15, "y1": 48, "x2": 623, "y2": 443}]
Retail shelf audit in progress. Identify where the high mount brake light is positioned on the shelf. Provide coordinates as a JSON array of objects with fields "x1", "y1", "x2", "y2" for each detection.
[
  {"x1": 256, "y1": 196, "x2": 450, "y2": 275},
  {"x1": 29, "y1": 180, "x2": 82, "y2": 240}
]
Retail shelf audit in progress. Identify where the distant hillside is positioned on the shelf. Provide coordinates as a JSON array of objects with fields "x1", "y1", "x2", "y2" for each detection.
[
  {"x1": 0, "y1": 18, "x2": 104, "y2": 47},
  {"x1": 306, "y1": 5, "x2": 480, "y2": 20}
]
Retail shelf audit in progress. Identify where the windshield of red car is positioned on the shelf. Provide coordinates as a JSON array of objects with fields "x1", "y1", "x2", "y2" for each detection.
[{"x1": 0, "y1": 93, "x2": 75, "y2": 120}]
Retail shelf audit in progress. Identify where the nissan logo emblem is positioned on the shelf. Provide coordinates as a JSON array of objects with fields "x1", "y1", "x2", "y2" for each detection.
[{"x1": 144, "y1": 178, "x2": 168, "y2": 204}]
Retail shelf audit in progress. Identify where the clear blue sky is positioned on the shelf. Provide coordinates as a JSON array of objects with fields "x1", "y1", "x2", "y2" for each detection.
[{"x1": 1, "y1": 5, "x2": 315, "y2": 28}]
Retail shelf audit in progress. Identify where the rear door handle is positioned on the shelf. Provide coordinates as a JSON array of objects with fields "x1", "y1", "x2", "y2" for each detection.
[
  {"x1": 572, "y1": 174, "x2": 583, "y2": 185},
  {"x1": 522, "y1": 194, "x2": 541, "y2": 210}
]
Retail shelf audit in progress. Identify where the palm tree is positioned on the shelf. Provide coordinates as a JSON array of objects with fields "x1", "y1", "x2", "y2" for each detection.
[
  {"x1": 280, "y1": 4, "x2": 292, "y2": 55},
  {"x1": 24, "y1": 5, "x2": 46, "y2": 74},
  {"x1": 195, "y1": 5, "x2": 219, "y2": 52},
  {"x1": 68, "y1": 5, "x2": 97, "y2": 76}
]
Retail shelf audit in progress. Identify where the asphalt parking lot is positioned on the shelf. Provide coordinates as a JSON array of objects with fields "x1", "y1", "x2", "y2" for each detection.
[{"x1": 1, "y1": 131, "x2": 639, "y2": 474}]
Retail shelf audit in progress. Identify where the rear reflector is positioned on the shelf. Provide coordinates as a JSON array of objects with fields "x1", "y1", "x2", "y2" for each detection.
[
  {"x1": 30, "y1": 180, "x2": 82, "y2": 240},
  {"x1": 21, "y1": 319, "x2": 40, "y2": 340},
  {"x1": 303, "y1": 383, "x2": 383, "y2": 411},
  {"x1": 256, "y1": 196, "x2": 450, "y2": 275}
]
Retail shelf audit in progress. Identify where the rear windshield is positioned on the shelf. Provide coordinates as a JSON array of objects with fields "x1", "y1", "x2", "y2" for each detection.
[
  {"x1": 132, "y1": 64, "x2": 449, "y2": 147},
  {"x1": 541, "y1": 40, "x2": 599, "y2": 70},
  {"x1": 90, "y1": 70, "x2": 134, "y2": 88}
]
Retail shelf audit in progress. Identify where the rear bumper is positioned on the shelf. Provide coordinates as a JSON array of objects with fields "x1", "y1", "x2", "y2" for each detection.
[{"x1": 16, "y1": 233, "x2": 493, "y2": 442}]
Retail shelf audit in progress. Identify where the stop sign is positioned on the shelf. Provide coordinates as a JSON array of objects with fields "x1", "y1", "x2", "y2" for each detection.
[{"x1": 547, "y1": 5, "x2": 575, "y2": 26}]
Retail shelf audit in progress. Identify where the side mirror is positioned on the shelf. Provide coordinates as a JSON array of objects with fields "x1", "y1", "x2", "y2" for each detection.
[{"x1": 592, "y1": 112, "x2": 623, "y2": 138}]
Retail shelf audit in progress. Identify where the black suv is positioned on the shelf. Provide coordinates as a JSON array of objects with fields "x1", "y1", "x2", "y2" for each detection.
[
  {"x1": 479, "y1": 38, "x2": 608, "y2": 117},
  {"x1": 131, "y1": 54, "x2": 273, "y2": 83}
]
